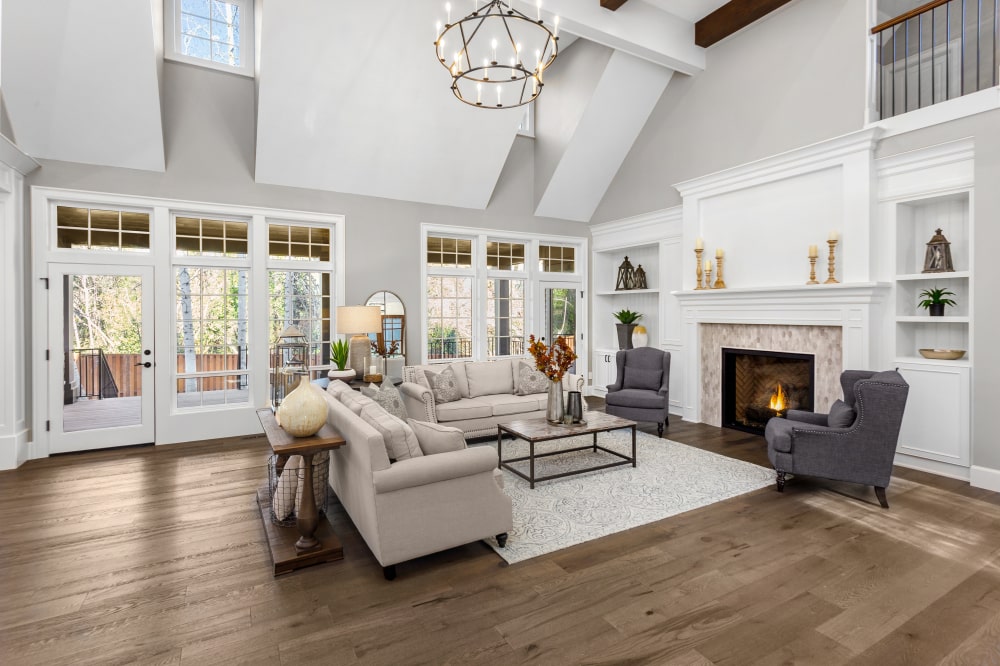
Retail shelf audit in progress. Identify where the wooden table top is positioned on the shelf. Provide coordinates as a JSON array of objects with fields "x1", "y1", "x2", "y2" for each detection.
[
  {"x1": 498, "y1": 412, "x2": 637, "y2": 442},
  {"x1": 256, "y1": 408, "x2": 346, "y2": 456}
]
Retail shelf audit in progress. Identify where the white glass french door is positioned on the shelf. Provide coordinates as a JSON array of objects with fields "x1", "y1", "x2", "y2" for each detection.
[
  {"x1": 47, "y1": 264, "x2": 155, "y2": 453},
  {"x1": 539, "y1": 282, "x2": 581, "y2": 375}
]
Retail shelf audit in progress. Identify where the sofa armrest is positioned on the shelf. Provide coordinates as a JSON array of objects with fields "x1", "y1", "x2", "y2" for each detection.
[
  {"x1": 373, "y1": 446, "x2": 498, "y2": 494},
  {"x1": 399, "y1": 382, "x2": 436, "y2": 422}
]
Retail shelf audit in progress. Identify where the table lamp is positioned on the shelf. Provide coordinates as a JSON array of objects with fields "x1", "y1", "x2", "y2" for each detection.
[{"x1": 336, "y1": 305, "x2": 382, "y2": 379}]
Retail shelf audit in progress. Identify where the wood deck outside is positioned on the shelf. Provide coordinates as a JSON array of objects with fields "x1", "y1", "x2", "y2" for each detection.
[
  {"x1": 5, "y1": 402, "x2": 1000, "y2": 663},
  {"x1": 63, "y1": 389, "x2": 251, "y2": 432}
]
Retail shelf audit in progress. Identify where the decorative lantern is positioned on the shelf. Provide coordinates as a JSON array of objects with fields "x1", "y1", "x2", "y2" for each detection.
[
  {"x1": 615, "y1": 256, "x2": 635, "y2": 291},
  {"x1": 634, "y1": 264, "x2": 648, "y2": 290},
  {"x1": 271, "y1": 325, "x2": 309, "y2": 409},
  {"x1": 922, "y1": 228, "x2": 955, "y2": 273}
]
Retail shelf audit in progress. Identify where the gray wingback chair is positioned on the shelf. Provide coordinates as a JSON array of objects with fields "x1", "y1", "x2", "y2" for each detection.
[
  {"x1": 765, "y1": 370, "x2": 909, "y2": 508},
  {"x1": 605, "y1": 347, "x2": 671, "y2": 437}
]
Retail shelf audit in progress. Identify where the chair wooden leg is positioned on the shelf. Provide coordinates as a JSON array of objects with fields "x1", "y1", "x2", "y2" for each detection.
[
  {"x1": 496, "y1": 533, "x2": 508, "y2": 548},
  {"x1": 383, "y1": 565, "x2": 397, "y2": 581},
  {"x1": 776, "y1": 470, "x2": 786, "y2": 492},
  {"x1": 874, "y1": 486, "x2": 889, "y2": 509}
]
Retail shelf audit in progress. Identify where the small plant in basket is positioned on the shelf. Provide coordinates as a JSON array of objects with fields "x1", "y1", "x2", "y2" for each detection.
[{"x1": 528, "y1": 335, "x2": 577, "y2": 382}]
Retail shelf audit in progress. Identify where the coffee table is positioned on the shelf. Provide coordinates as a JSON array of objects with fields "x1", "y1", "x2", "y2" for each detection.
[{"x1": 496, "y1": 412, "x2": 637, "y2": 488}]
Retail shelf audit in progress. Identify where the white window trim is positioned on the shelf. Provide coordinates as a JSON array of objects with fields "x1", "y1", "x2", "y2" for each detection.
[
  {"x1": 420, "y1": 224, "x2": 587, "y2": 366},
  {"x1": 30, "y1": 186, "x2": 345, "y2": 456},
  {"x1": 164, "y1": 0, "x2": 255, "y2": 78}
]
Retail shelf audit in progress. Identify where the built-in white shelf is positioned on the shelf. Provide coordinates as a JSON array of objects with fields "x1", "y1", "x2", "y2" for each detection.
[
  {"x1": 895, "y1": 355, "x2": 970, "y2": 367},
  {"x1": 895, "y1": 315, "x2": 970, "y2": 323},
  {"x1": 595, "y1": 288, "x2": 660, "y2": 296},
  {"x1": 895, "y1": 271, "x2": 970, "y2": 281}
]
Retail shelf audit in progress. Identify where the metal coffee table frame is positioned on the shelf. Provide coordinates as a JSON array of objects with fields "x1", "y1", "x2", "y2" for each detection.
[{"x1": 496, "y1": 413, "x2": 637, "y2": 489}]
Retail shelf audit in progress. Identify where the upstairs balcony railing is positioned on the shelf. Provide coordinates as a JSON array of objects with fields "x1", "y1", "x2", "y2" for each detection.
[{"x1": 872, "y1": 0, "x2": 998, "y2": 119}]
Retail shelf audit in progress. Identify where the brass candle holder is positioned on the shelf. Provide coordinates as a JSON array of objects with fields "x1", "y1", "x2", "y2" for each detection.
[
  {"x1": 694, "y1": 248, "x2": 704, "y2": 290},
  {"x1": 703, "y1": 263, "x2": 714, "y2": 290},
  {"x1": 713, "y1": 256, "x2": 726, "y2": 289},
  {"x1": 825, "y1": 239, "x2": 839, "y2": 284},
  {"x1": 807, "y1": 255, "x2": 819, "y2": 284}
]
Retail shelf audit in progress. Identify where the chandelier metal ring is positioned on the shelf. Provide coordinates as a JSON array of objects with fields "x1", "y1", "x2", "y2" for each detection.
[{"x1": 434, "y1": 1, "x2": 559, "y2": 108}]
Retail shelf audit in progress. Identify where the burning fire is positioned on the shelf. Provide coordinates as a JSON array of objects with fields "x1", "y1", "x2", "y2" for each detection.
[{"x1": 769, "y1": 382, "x2": 787, "y2": 413}]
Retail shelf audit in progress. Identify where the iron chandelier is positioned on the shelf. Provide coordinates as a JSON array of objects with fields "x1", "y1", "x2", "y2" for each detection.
[{"x1": 435, "y1": 1, "x2": 559, "y2": 108}]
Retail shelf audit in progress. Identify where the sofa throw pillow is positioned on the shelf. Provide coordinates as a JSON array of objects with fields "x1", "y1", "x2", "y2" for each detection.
[
  {"x1": 360, "y1": 403, "x2": 423, "y2": 462},
  {"x1": 407, "y1": 418, "x2": 467, "y2": 455},
  {"x1": 827, "y1": 399, "x2": 856, "y2": 428},
  {"x1": 423, "y1": 366, "x2": 462, "y2": 404},
  {"x1": 516, "y1": 362, "x2": 549, "y2": 396},
  {"x1": 360, "y1": 382, "x2": 409, "y2": 421},
  {"x1": 623, "y1": 367, "x2": 663, "y2": 392}
]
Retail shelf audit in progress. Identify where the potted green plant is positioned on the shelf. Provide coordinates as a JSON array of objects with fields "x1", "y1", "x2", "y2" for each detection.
[
  {"x1": 918, "y1": 287, "x2": 957, "y2": 317},
  {"x1": 329, "y1": 339, "x2": 355, "y2": 379},
  {"x1": 613, "y1": 309, "x2": 643, "y2": 350}
]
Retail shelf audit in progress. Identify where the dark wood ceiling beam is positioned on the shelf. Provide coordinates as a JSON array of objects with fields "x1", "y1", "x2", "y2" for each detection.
[
  {"x1": 695, "y1": 0, "x2": 796, "y2": 48},
  {"x1": 600, "y1": 0, "x2": 630, "y2": 10}
]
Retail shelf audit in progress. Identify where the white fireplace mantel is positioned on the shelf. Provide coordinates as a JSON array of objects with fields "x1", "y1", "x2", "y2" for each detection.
[{"x1": 674, "y1": 282, "x2": 890, "y2": 423}]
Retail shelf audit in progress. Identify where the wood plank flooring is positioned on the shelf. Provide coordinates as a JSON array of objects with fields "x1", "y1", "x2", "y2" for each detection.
[{"x1": 4, "y1": 407, "x2": 1000, "y2": 664}]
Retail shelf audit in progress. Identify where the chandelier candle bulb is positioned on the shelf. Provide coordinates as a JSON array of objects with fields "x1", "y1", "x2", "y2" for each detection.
[
  {"x1": 554, "y1": 15, "x2": 559, "y2": 36},
  {"x1": 446, "y1": 2, "x2": 452, "y2": 23},
  {"x1": 537, "y1": 0, "x2": 542, "y2": 21},
  {"x1": 491, "y1": 39, "x2": 497, "y2": 63},
  {"x1": 477, "y1": 83, "x2": 482, "y2": 104}
]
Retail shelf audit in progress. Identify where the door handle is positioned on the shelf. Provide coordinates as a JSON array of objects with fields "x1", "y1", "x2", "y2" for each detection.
[{"x1": 136, "y1": 361, "x2": 152, "y2": 368}]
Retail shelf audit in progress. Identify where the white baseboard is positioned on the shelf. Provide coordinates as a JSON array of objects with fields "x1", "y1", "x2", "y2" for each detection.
[
  {"x1": 970, "y1": 466, "x2": 1000, "y2": 492},
  {"x1": 0, "y1": 428, "x2": 30, "y2": 470},
  {"x1": 893, "y1": 452, "x2": 969, "y2": 482}
]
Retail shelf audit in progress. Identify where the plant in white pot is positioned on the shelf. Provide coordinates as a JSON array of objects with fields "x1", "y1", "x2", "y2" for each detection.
[
  {"x1": 613, "y1": 309, "x2": 643, "y2": 350},
  {"x1": 328, "y1": 339, "x2": 356, "y2": 380}
]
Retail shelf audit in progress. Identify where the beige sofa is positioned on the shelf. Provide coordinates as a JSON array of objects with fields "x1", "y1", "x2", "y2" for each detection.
[
  {"x1": 399, "y1": 359, "x2": 586, "y2": 439},
  {"x1": 322, "y1": 386, "x2": 512, "y2": 580}
]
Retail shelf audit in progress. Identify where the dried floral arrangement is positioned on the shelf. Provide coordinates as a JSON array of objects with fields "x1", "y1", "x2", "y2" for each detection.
[
  {"x1": 528, "y1": 334, "x2": 578, "y2": 382},
  {"x1": 371, "y1": 339, "x2": 400, "y2": 359}
]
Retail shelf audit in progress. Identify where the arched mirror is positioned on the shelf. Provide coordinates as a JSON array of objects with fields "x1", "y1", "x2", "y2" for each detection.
[{"x1": 365, "y1": 291, "x2": 405, "y2": 358}]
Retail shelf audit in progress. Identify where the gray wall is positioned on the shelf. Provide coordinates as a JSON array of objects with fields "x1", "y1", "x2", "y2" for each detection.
[
  {"x1": 27, "y1": 61, "x2": 589, "y2": 367},
  {"x1": 592, "y1": 0, "x2": 867, "y2": 222}
]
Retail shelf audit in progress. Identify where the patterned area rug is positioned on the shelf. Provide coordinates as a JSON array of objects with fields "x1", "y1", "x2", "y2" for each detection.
[{"x1": 484, "y1": 430, "x2": 775, "y2": 564}]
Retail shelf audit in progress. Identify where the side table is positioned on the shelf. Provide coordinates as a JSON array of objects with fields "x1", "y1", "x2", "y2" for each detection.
[{"x1": 255, "y1": 408, "x2": 346, "y2": 576}]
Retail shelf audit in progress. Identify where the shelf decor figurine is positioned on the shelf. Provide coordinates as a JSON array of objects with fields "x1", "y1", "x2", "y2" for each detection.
[
  {"x1": 694, "y1": 237, "x2": 704, "y2": 290},
  {"x1": 922, "y1": 228, "x2": 955, "y2": 273},
  {"x1": 825, "y1": 231, "x2": 840, "y2": 284},
  {"x1": 615, "y1": 256, "x2": 635, "y2": 291},
  {"x1": 918, "y1": 287, "x2": 957, "y2": 317},
  {"x1": 807, "y1": 244, "x2": 819, "y2": 284},
  {"x1": 713, "y1": 248, "x2": 726, "y2": 289},
  {"x1": 634, "y1": 264, "x2": 648, "y2": 290}
]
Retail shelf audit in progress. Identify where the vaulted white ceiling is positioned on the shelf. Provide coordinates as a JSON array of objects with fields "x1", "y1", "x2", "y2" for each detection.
[{"x1": 1, "y1": 0, "x2": 737, "y2": 219}]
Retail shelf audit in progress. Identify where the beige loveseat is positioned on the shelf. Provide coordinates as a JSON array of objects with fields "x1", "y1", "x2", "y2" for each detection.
[
  {"x1": 399, "y1": 359, "x2": 586, "y2": 439},
  {"x1": 322, "y1": 384, "x2": 512, "y2": 580}
]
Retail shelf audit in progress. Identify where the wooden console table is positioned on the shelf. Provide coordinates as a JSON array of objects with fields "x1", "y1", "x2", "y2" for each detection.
[{"x1": 255, "y1": 408, "x2": 346, "y2": 576}]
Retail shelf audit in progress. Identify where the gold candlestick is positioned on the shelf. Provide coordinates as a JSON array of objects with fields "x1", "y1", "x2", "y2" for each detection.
[
  {"x1": 704, "y1": 263, "x2": 713, "y2": 290},
  {"x1": 713, "y1": 256, "x2": 726, "y2": 289},
  {"x1": 807, "y1": 256, "x2": 818, "y2": 284},
  {"x1": 825, "y1": 239, "x2": 839, "y2": 284},
  {"x1": 694, "y1": 248, "x2": 704, "y2": 290}
]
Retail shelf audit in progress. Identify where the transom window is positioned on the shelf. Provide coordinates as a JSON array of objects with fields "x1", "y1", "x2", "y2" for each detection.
[
  {"x1": 539, "y1": 244, "x2": 576, "y2": 273},
  {"x1": 165, "y1": 0, "x2": 254, "y2": 77},
  {"x1": 486, "y1": 241, "x2": 526, "y2": 271},
  {"x1": 427, "y1": 236, "x2": 473, "y2": 268},
  {"x1": 175, "y1": 216, "x2": 248, "y2": 257},
  {"x1": 268, "y1": 223, "x2": 331, "y2": 262},
  {"x1": 56, "y1": 206, "x2": 150, "y2": 253}
]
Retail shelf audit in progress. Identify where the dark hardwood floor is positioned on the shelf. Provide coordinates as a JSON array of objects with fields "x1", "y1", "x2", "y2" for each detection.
[{"x1": 4, "y1": 405, "x2": 1000, "y2": 664}]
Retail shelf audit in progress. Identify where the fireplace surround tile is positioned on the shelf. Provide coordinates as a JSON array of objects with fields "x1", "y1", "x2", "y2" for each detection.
[{"x1": 699, "y1": 324, "x2": 842, "y2": 427}]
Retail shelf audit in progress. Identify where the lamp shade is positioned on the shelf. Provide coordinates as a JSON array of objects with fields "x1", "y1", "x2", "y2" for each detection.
[{"x1": 336, "y1": 305, "x2": 382, "y2": 334}]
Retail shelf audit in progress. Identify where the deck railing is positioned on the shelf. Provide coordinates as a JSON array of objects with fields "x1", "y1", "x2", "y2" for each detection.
[
  {"x1": 872, "y1": 0, "x2": 998, "y2": 119},
  {"x1": 73, "y1": 349, "x2": 119, "y2": 400}
]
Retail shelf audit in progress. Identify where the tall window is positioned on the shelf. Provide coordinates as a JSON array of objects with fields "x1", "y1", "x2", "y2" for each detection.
[
  {"x1": 165, "y1": 0, "x2": 254, "y2": 77},
  {"x1": 267, "y1": 222, "x2": 333, "y2": 376},
  {"x1": 423, "y1": 229, "x2": 584, "y2": 363},
  {"x1": 426, "y1": 236, "x2": 475, "y2": 360},
  {"x1": 174, "y1": 215, "x2": 251, "y2": 408}
]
